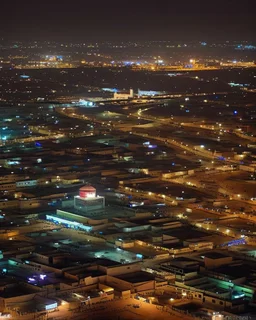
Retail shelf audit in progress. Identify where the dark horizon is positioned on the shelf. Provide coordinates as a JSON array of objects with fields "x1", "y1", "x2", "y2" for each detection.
[{"x1": 1, "y1": 0, "x2": 256, "y2": 42}]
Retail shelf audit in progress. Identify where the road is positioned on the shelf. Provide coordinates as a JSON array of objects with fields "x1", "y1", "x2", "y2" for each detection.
[{"x1": 18, "y1": 298, "x2": 194, "y2": 320}]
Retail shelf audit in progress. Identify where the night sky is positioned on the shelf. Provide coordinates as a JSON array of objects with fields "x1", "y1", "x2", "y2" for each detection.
[{"x1": 1, "y1": 0, "x2": 255, "y2": 41}]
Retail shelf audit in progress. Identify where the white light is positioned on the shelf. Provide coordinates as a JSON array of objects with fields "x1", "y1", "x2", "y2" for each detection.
[{"x1": 45, "y1": 303, "x2": 57, "y2": 311}]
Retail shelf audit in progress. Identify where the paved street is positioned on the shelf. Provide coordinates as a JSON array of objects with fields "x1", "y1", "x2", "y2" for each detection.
[{"x1": 13, "y1": 298, "x2": 193, "y2": 320}]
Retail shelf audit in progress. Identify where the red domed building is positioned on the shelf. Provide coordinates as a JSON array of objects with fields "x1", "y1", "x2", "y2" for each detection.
[
  {"x1": 79, "y1": 186, "x2": 96, "y2": 199},
  {"x1": 74, "y1": 185, "x2": 105, "y2": 213},
  {"x1": 46, "y1": 185, "x2": 106, "y2": 231}
]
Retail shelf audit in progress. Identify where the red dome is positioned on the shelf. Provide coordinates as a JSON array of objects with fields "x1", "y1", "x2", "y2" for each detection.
[
  {"x1": 79, "y1": 186, "x2": 96, "y2": 192},
  {"x1": 79, "y1": 186, "x2": 96, "y2": 199}
]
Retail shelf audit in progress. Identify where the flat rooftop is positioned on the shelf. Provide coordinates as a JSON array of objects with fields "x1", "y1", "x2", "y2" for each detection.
[
  {"x1": 163, "y1": 227, "x2": 211, "y2": 241},
  {"x1": 216, "y1": 218, "x2": 256, "y2": 232},
  {"x1": 204, "y1": 252, "x2": 231, "y2": 260},
  {"x1": 0, "y1": 285, "x2": 36, "y2": 298},
  {"x1": 116, "y1": 271, "x2": 154, "y2": 283},
  {"x1": 56, "y1": 204, "x2": 136, "y2": 220},
  {"x1": 210, "y1": 264, "x2": 251, "y2": 279}
]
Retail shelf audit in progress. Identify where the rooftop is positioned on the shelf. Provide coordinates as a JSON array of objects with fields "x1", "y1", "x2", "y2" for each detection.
[
  {"x1": 204, "y1": 252, "x2": 231, "y2": 260},
  {"x1": 115, "y1": 271, "x2": 155, "y2": 283}
]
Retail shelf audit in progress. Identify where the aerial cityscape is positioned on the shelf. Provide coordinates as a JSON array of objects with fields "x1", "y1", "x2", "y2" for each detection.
[{"x1": 0, "y1": 1, "x2": 256, "y2": 320}]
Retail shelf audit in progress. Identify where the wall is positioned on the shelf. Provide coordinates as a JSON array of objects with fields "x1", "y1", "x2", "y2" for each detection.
[
  {"x1": 204, "y1": 256, "x2": 232, "y2": 269},
  {"x1": 115, "y1": 240, "x2": 135, "y2": 248},
  {"x1": 106, "y1": 275, "x2": 154, "y2": 293},
  {"x1": 8, "y1": 258, "x2": 63, "y2": 275},
  {"x1": 100, "y1": 263, "x2": 141, "y2": 276},
  {"x1": 3, "y1": 291, "x2": 45, "y2": 312},
  {"x1": 0, "y1": 200, "x2": 19, "y2": 209},
  {"x1": 240, "y1": 165, "x2": 255, "y2": 173},
  {"x1": 0, "y1": 183, "x2": 16, "y2": 191},
  {"x1": 19, "y1": 199, "x2": 45, "y2": 210},
  {"x1": 61, "y1": 199, "x2": 74, "y2": 208},
  {"x1": 162, "y1": 171, "x2": 187, "y2": 179},
  {"x1": 0, "y1": 231, "x2": 19, "y2": 241},
  {"x1": 133, "y1": 280, "x2": 155, "y2": 292},
  {"x1": 30, "y1": 253, "x2": 50, "y2": 265},
  {"x1": 16, "y1": 180, "x2": 37, "y2": 188}
]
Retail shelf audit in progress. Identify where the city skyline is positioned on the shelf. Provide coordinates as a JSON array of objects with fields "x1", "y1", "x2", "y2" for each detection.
[{"x1": 0, "y1": 2, "x2": 256, "y2": 319}]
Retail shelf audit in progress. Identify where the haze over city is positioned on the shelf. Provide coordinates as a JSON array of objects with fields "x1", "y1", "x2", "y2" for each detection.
[{"x1": 1, "y1": 0, "x2": 256, "y2": 41}]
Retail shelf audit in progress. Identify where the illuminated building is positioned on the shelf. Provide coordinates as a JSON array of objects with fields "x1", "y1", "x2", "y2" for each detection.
[
  {"x1": 102, "y1": 88, "x2": 118, "y2": 93},
  {"x1": 44, "y1": 55, "x2": 63, "y2": 62},
  {"x1": 114, "y1": 89, "x2": 134, "y2": 100},
  {"x1": 137, "y1": 89, "x2": 166, "y2": 97},
  {"x1": 74, "y1": 186, "x2": 105, "y2": 213},
  {"x1": 46, "y1": 186, "x2": 105, "y2": 230},
  {"x1": 78, "y1": 99, "x2": 95, "y2": 107}
]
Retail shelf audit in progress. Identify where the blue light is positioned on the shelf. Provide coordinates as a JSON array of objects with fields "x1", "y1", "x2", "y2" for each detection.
[
  {"x1": 46, "y1": 215, "x2": 92, "y2": 232},
  {"x1": 234, "y1": 111, "x2": 238, "y2": 115},
  {"x1": 102, "y1": 88, "x2": 118, "y2": 93},
  {"x1": 20, "y1": 75, "x2": 30, "y2": 79},
  {"x1": 224, "y1": 238, "x2": 246, "y2": 247},
  {"x1": 124, "y1": 61, "x2": 134, "y2": 66}
]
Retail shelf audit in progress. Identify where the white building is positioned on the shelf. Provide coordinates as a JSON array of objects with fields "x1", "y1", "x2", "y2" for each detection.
[
  {"x1": 16, "y1": 180, "x2": 37, "y2": 188},
  {"x1": 114, "y1": 89, "x2": 134, "y2": 100},
  {"x1": 138, "y1": 89, "x2": 165, "y2": 97}
]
